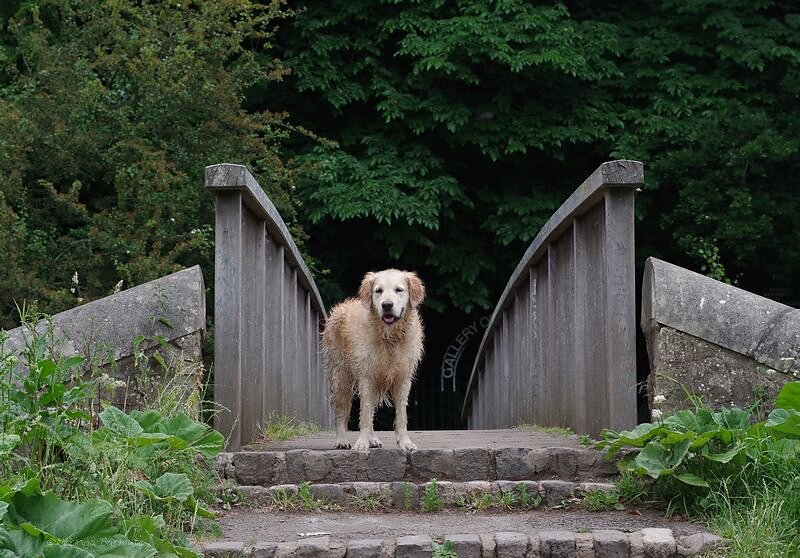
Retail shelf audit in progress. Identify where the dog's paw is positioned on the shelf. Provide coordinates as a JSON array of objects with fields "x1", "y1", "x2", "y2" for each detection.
[
  {"x1": 335, "y1": 439, "x2": 351, "y2": 449},
  {"x1": 368, "y1": 435, "x2": 383, "y2": 448},
  {"x1": 353, "y1": 437, "x2": 371, "y2": 452},
  {"x1": 398, "y1": 438, "x2": 417, "y2": 452}
]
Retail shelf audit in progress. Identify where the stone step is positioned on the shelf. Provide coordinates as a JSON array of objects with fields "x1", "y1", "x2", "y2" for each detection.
[
  {"x1": 230, "y1": 479, "x2": 618, "y2": 511},
  {"x1": 199, "y1": 528, "x2": 723, "y2": 557},
  {"x1": 216, "y1": 446, "x2": 616, "y2": 486}
]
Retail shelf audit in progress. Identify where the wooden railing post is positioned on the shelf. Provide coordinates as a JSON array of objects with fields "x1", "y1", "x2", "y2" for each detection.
[
  {"x1": 206, "y1": 164, "x2": 328, "y2": 450},
  {"x1": 461, "y1": 160, "x2": 643, "y2": 436}
]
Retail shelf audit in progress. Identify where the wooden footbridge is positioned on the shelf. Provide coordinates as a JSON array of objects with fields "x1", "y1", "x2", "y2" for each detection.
[{"x1": 206, "y1": 160, "x2": 643, "y2": 450}]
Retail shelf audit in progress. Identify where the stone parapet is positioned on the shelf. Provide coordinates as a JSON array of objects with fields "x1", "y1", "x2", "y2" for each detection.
[
  {"x1": 2, "y1": 266, "x2": 206, "y2": 412},
  {"x1": 642, "y1": 257, "x2": 799, "y2": 413}
]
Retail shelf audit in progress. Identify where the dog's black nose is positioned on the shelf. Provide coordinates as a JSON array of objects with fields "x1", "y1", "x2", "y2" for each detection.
[{"x1": 381, "y1": 301, "x2": 393, "y2": 311}]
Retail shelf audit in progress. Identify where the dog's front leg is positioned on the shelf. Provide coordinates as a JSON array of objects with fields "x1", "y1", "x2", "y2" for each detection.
[
  {"x1": 353, "y1": 381, "x2": 382, "y2": 451},
  {"x1": 392, "y1": 381, "x2": 416, "y2": 451}
]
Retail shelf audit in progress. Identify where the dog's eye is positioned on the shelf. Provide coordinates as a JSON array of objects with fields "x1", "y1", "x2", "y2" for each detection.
[
  {"x1": 396, "y1": 287, "x2": 404, "y2": 293},
  {"x1": 375, "y1": 288, "x2": 383, "y2": 294}
]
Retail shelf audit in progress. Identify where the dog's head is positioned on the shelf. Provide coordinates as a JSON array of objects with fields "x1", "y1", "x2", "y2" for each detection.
[{"x1": 358, "y1": 269, "x2": 425, "y2": 326}]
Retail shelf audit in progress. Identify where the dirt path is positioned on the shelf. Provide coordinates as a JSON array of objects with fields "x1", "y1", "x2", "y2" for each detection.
[{"x1": 210, "y1": 507, "x2": 708, "y2": 544}]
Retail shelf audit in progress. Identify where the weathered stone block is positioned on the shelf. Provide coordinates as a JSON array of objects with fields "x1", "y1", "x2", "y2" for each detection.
[
  {"x1": 346, "y1": 539, "x2": 385, "y2": 558},
  {"x1": 254, "y1": 542, "x2": 278, "y2": 558},
  {"x1": 236, "y1": 485, "x2": 272, "y2": 507},
  {"x1": 592, "y1": 530, "x2": 628, "y2": 558},
  {"x1": 233, "y1": 452, "x2": 281, "y2": 485},
  {"x1": 640, "y1": 528, "x2": 675, "y2": 558},
  {"x1": 454, "y1": 448, "x2": 493, "y2": 481},
  {"x1": 286, "y1": 450, "x2": 332, "y2": 483},
  {"x1": 495, "y1": 448, "x2": 535, "y2": 480},
  {"x1": 310, "y1": 483, "x2": 345, "y2": 503},
  {"x1": 396, "y1": 535, "x2": 432, "y2": 558},
  {"x1": 539, "y1": 530, "x2": 576, "y2": 558},
  {"x1": 676, "y1": 532, "x2": 724, "y2": 556},
  {"x1": 495, "y1": 532, "x2": 530, "y2": 558},
  {"x1": 410, "y1": 449, "x2": 454, "y2": 481},
  {"x1": 3, "y1": 266, "x2": 206, "y2": 414},
  {"x1": 575, "y1": 533, "x2": 593, "y2": 558},
  {"x1": 552, "y1": 448, "x2": 579, "y2": 480},
  {"x1": 539, "y1": 480, "x2": 575, "y2": 507},
  {"x1": 327, "y1": 450, "x2": 360, "y2": 482},
  {"x1": 367, "y1": 449, "x2": 407, "y2": 481},
  {"x1": 446, "y1": 534, "x2": 482, "y2": 558},
  {"x1": 201, "y1": 541, "x2": 244, "y2": 556},
  {"x1": 389, "y1": 481, "x2": 418, "y2": 510},
  {"x1": 642, "y1": 257, "x2": 800, "y2": 416}
]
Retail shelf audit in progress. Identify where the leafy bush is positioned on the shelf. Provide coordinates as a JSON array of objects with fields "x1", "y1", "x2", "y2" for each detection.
[
  {"x1": 599, "y1": 382, "x2": 800, "y2": 554},
  {"x1": 0, "y1": 314, "x2": 225, "y2": 556}
]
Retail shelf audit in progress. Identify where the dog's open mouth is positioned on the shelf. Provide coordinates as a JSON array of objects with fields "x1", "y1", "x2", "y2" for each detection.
[{"x1": 382, "y1": 315, "x2": 397, "y2": 325}]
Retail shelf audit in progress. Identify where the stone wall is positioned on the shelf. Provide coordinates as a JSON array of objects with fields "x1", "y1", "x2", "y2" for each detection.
[
  {"x1": 641, "y1": 257, "x2": 799, "y2": 416},
  {"x1": 2, "y1": 266, "x2": 206, "y2": 414}
]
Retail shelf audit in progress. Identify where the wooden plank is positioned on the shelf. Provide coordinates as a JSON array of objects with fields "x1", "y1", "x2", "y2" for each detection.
[
  {"x1": 553, "y1": 228, "x2": 576, "y2": 429},
  {"x1": 604, "y1": 189, "x2": 637, "y2": 432},
  {"x1": 515, "y1": 278, "x2": 530, "y2": 425},
  {"x1": 239, "y1": 209, "x2": 265, "y2": 445},
  {"x1": 527, "y1": 268, "x2": 538, "y2": 424},
  {"x1": 265, "y1": 241, "x2": 284, "y2": 419},
  {"x1": 213, "y1": 192, "x2": 243, "y2": 450},
  {"x1": 571, "y1": 215, "x2": 589, "y2": 434},
  {"x1": 582, "y1": 202, "x2": 609, "y2": 436},
  {"x1": 536, "y1": 257, "x2": 550, "y2": 426},
  {"x1": 284, "y1": 267, "x2": 300, "y2": 416},
  {"x1": 500, "y1": 310, "x2": 510, "y2": 427}
]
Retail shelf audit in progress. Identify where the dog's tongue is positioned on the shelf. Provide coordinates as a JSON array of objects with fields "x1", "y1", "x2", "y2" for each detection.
[{"x1": 382, "y1": 315, "x2": 397, "y2": 325}]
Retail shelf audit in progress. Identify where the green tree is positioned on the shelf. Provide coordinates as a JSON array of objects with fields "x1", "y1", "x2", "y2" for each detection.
[
  {"x1": 266, "y1": 0, "x2": 800, "y2": 310},
  {"x1": 0, "y1": 0, "x2": 297, "y2": 328}
]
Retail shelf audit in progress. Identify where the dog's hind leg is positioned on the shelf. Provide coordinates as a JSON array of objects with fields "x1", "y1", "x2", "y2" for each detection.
[
  {"x1": 353, "y1": 380, "x2": 382, "y2": 451},
  {"x1": 392, "y1": 380, "x2": 416, "y2": 451}
]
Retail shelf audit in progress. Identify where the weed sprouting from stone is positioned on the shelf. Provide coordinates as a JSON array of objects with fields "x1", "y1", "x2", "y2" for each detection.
[{"x1": 422, "y1": 478, "x2": 443, "y2": 512}]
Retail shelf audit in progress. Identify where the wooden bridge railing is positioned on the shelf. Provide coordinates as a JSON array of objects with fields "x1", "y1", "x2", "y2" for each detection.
[
  {"x1": 206, "y1": 164, "x2": 330, "y2": 450},
  {"x1": 461, "y1": 160, "x2": 643, "y2": 436}
]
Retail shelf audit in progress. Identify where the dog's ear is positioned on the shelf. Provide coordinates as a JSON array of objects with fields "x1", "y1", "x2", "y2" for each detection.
[
  {"x1": 358, "y1": 272, "x2": 376, "y2": 308},
  {"x1": 406, "y1": 272, "x2": 426, "y2": 308}
]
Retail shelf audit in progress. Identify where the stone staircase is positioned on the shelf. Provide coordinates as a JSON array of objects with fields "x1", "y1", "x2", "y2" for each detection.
[{"x1": 200, "y1": 430, "x2": 723, "y2": 557}]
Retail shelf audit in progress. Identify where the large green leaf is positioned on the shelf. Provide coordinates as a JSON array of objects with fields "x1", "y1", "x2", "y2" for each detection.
[
  {"x1": 5, "y1": 492, "x2": 115, "y2": 542},
  {"x1": 43, "y1": 543, "x2": 94, "y2": 558},
  {"x1": 712, "y1": 407, "x2": 750, "y2": 430},
  {"x1": 765, "y1": 408, "x2": 800, "y2": 438},
  {"x1": 157, "y1": 414, "x2": 224, "y2": 459},
  {"x1": 0, "y1": 526, "x2": 45, "y2": 557},
  {"x1": 631, "y1": 439, "x2": 691, "y2": 479},
  {"x1": 98, "y1": 406, "x2": 143, "y2": 438},
  {"x1": 0, "y1": 433, "x2": 20, "y2": 455},
  {"x1": 775, "y1": 381, "x2": 800, "y2": 412},
  {"x1": 676, "y1": 473, "x2": 709, "y2": 488},
  {"x1": 75, "y1": 536, "x2": 157, "y2": 558},
  {"x1": 701, "y1": 443, "x2": 745, "y2": 463},
  {"x1": 135, "y1": 473, "x2": 193, "y2": 503}
]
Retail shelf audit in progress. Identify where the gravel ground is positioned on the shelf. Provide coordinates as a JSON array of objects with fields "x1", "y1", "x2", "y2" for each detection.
[{"x1": 209, "y1": 507, "x2": 709, "y2": 544}]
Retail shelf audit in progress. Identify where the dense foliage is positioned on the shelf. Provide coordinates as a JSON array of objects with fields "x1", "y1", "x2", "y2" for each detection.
[
  {"x1": 0, "y1": 0, "x2": 298, "y2": 329},
  {"x1": 266, "y1": 0, "x2": 800, "y2": 310},
  {"x1": 0, "y1": 315, "x2": 224, "y2": 556},
  {"x1": 599, "y1": 382, "x2": 800, "y2": 555},
  {"x1": 2, "y1": 0, "x2": 799, "y2": 324}
]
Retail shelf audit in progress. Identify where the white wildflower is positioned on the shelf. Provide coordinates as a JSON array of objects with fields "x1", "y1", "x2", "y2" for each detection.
[
  {"x1": 170, "y1": 217, "x2": 176, "y2": 222},
  {"x1": 113, "y1": 280, "x2": 123, "y2": 294},
  {"x1": 72, "y1": 271, "x2": 79, "y2": 285},
  {"x1": 77, "y1": 297, "x2": 84, "y2": 303},
  {"x1": 653, "y1": 394, "x2": 667, "y2": 405},
  {"x1": 651, "y1": 409, "x2": 663, "y2": 421},
  {"x1": 70, "y1": 287, "x2": 75, "y2": 294},
  {"x1": 113, "y1": 380, "x2": 127, "y2": 389}
]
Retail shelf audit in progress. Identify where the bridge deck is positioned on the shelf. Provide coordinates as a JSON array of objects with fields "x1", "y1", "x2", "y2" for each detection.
[{"x1": 242, "y1": 429, "x2": 588, "y2": 451}]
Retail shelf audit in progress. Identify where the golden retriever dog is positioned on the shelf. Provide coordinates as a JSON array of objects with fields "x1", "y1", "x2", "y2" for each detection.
[{"x1": 322, "y1": 269, "x2": 425, "y2": 451}]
